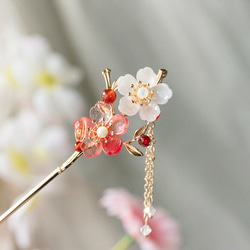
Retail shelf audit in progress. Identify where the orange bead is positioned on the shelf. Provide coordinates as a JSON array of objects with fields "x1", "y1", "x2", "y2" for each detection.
[
  {"x1": 101, "y1": 89, "x2": 117, "y2": 104},
  {"x1": 74, "y1": 141, "x2": 82, "y2": 152}
]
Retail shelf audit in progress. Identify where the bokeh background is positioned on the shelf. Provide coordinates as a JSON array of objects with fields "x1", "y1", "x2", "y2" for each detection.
[{"x1": 0, "y1": 0, "x2": 250, "y2": 249}]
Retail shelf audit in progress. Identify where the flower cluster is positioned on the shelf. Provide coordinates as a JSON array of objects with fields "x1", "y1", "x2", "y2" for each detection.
[
  {"x1": 72, "y1": 68, "x2": 176, "y2": 248},
  {"x1": 0, "y1": 34, "x2": 84, "y2": 123},
  {"x1": 73, "y1": 67, "x2": 172, "y2": 156}
]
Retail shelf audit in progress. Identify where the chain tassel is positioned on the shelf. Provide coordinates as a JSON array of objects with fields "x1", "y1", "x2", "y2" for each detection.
[{"x1": 140, "y1": 123, "x2": 156, "y2": 237}]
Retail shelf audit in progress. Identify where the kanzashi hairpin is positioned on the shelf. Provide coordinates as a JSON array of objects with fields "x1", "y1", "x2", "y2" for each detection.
[{"x1": 0, "y1": 67, "x2": 172, "y2": 237}]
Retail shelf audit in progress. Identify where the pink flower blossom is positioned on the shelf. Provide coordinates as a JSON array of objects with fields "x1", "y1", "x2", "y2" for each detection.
[
  {"x1": 100, "y1": 188, "x2": 180, "y2": 250},
  {"x1": 74, "y1": 102, "x2": 129, "y2": 157}
]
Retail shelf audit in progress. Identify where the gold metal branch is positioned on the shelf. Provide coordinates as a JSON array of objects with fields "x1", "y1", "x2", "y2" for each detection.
[
  {"x1": 156, "y1": 69, "x2": 168, "y2": 84},
  {"x1": 0, "y1": 151, "x2": 82, "y2": 224},
  {"x1": 102, "y1": 68, "x2": 112, "y2": 89}
]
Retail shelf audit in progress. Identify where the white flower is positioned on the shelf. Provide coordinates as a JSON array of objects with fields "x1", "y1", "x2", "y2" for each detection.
[
  {"x1": 0, "y1": 109, "x2": 71, "y2": 188},
  {"x1": 8, "y1": 196, "x2": 38, "y2": 249},
  {"x1": 0, "y1": 34, "x2": 85, "y2": 123},
  {"x1": 32, "y1": 86, "x2": 85, "y2": 124},
  {"x1": 0, "y1": 34, "x2": 83, "y2": 91},
  {"x1": 0, "y1": 79, "x2": 15, "y2": 122},
  {"x1": 117, "y1": 67, "x2": 172, "y2": 122},
  {"x1": 8, "y1": 190, "x2": 55, "y2": 249}
]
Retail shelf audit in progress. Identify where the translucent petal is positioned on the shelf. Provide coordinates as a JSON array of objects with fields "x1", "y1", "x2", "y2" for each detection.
[
  {"x1": 110, "y1": 114, "x2": 129, "y2": 135},
  {"x1": 35, "y1": 125, "x2": 69, "y2": 159},
  {"x1": 136, "y1": 67, "x2": 157, "y2": 87},
  {"x1": 74, "y1": 117, "x2": 93, "y2": 141},
  {"x1": 103, "y1": 135, "x2": 123, "y2": 155},
  {"x1": 139, "y1": 102, "x2": 160, "y2": 122},
  {"x1": 152, "y1": 83, "x2": 173, "y2": 105},
  {"x1": 21, "y1": 35, "x2": 51, "y2": 63},
  {"x1": 118, "y1": 96, "x2": 140, "y2": 116},
  {"x1": 117, "y1": 74, "x2": 136, "y2": 95},
  {"x1": 46, "y1": 53, "x2": 67, "y2": 78},
  {"x1": 89, "y1": 102, "x2": 112, "y2": 123},
  {"x1": 81, "y1": 139, "x2": 103, "y2": 157}
]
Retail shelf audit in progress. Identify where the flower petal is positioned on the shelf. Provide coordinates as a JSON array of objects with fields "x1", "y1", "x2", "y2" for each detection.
[
  {"x1": 117, "y1": 74, "x2": 136, "y2": 95},
  {"x1": 81, "y1": 139, "x2": 103, "y2": 157},
  {"x1": 89, "y1": 102, "x2": 112, "y2": 123},
  {"x1": 53, "y1": 87, "x2": 85, "y2": 123},
  {"x1": 136, "y1": 67, "x2": 157, "y2": 87},
  {"x1": 110, "y1": 114, "x2": 129, "y2": 135},
  {"x1": 118, "y1": 96, "x2": 140, "y2": 116},
  {"x1": 139, "y1": 102, "x2": 160, "y2": 122},
  {"x1": 74, "y1": 117, "x2": 93, "y2": 141},
  {"x1": 152, "y1": 83, "x2": 173, "y2": 105},
  {"x1": 103, "y1": 135, "x2": 123, "y2": 155}
]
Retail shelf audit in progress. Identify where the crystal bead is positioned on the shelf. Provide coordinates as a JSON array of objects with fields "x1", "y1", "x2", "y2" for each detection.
[
  {"x1": 140, "y1": 224, "x2": 152, "y2": 237},
  {"x1": 144, "y1": 206, "x2": 156, "y2": 218}
]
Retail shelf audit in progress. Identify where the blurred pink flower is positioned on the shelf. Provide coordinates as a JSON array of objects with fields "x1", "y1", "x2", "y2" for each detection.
[{"x1": 100, "y1": 188, "x2": 180, "y2": 250}]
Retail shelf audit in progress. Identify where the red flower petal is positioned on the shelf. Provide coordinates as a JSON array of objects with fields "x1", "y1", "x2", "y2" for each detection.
[
  {"x1": 110, "y1": 114, "x2": 129, "y2": 135},
  {"x1": 81, "y1": 139, "x2": 103, "y2": 157},
  {"x1": 74, "y1": 117, "x2": 93, "y2": 141},
  {"x1": 103, "y1": 135, "x2": 123, "y2": 155}
]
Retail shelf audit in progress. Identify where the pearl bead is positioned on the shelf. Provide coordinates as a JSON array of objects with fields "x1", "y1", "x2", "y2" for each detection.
[
  {"x1": 97, "y1": 126, "x2": 108, "y2": 138},
  {"x1": 137, "y1": 87, "x2": 149, "y2": 99}
]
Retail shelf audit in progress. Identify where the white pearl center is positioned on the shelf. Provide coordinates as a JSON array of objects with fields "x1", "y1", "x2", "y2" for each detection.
[
  {"x1": 137, "y1": 87, "x2": 149, "y2": 99},
  {"x1": 97, "y1": 126, "x2": 108, "y2": 138}
]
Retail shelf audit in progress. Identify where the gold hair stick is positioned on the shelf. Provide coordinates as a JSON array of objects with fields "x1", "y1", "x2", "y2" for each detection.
[{"x1": 0, "y1": 151, "x2": 82, "y2": 224}]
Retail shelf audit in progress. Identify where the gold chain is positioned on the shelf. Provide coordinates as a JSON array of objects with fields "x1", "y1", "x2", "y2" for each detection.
[{"x1": 143, "y1": 123, "x2": 155, "y2": 225}]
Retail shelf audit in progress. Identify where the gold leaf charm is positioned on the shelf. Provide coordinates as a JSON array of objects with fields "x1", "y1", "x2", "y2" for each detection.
[
  {"x1": 124, "y1": 142, "x2": 144, "y2": 156},
  {"x1": 134, "y1": 123, "x2": 149, "y2": 139}
]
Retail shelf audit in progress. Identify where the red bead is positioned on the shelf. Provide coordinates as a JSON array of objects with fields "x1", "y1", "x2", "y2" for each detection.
[
  {"x1": 74, "y1": 141, "x2": 82, "y2": 152},
  {"x1": 101, "y1": 89, "x2": 117, "y2": 104},
  {"x1": 138, "y1": 135, "x2": 151, "y2": 147},
  {"x1": 155, "y1": 114, "x2": 161, "y2": 121}
]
